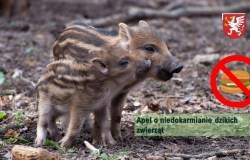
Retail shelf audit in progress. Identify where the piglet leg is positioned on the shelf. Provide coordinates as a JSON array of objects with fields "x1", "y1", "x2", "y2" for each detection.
[
  {"x1": 110, "y1": 92, "x2": 128, "y2": 141},
  {"x1": 59, "y1": 106, "x2": 86, "y2": 147},
  {"x1": 92, "y1": 120, "x2": 102, "y2": 144},
  {"x1": 94, "y1": 105, "x2": 116, "y2": 145},
  {"x1": 35, "y1": 100, "x2": 53, "y2": 146}
]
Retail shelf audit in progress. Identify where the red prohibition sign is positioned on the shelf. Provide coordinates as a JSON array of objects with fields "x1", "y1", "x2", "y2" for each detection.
[{"x1": 210, "y1": 55, "x2": 250, "y2": 108}]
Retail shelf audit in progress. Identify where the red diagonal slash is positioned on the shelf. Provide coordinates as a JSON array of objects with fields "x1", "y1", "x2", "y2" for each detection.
[
  {"x1": 220, "y1": 65, "x2": 250, "y2": 97},
  {"x1": 210, "y1": 55, "x2": 250, "y2": 108}
]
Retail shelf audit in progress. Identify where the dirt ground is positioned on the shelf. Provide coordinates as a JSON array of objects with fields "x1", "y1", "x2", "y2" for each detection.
[{"x1": 1, "y1": 0, "x2": 250, "y2": 159}]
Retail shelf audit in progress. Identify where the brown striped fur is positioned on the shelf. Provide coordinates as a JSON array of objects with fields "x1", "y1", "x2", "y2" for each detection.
[
  {"x1": 53, "y1": 20, "x2": 183, "y2": 143},
  {"x1": 35, "y1": 49, "x2": 151, "y2": 147}
]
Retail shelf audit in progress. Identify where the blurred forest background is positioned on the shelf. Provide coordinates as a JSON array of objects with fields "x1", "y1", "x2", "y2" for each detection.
[{"x1": 1, "y1": 0, "x2": 250, "y2": 159}]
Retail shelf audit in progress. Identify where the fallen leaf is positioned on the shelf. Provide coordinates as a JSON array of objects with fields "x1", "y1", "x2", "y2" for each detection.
[
  {"x1": 133, "y1": 101, "x2": 140, "y2": 107},
  {"x1": 15, "y1": 137, "x2": 30, "y2": 144},
  {"x1": 179, "y1": 17, "x2": 192, "y2": 25},
  {"x1": 67, "y1": 148, "x2": 76, "y2": 153},
  {"x1": 180, "y1": 95, "x2": 197, "y2": 103},
  {"x1": 24, "y1": 59, "x2": 37, "y2": 67},
  {"x1": 35, "y1": 34, "x2": 46, "y2": 40},
  {"x1": 45, "y1": 140, "x2": 61, "y2": 150},
  {"x1": 207, "y1": 156, "x2": 217, "y2": 160},
  {"x1": 146, "y1": 155, "x2": 165, "y2": 160},
  {"x1": 0, "y1": 96, "x2": 8, "y2": 106},
  {"x1": 191, "y1": 71, "x2": 198, "y2": 78},
  {"x1": 0, "y1": 71, "x2": 5, "y2": 85},
  {"x1": 171, "y1": 77, "x2": 183, "y2": 83},
  {"x1": 0, "y1": 111, "x2": 6, "y2": 120},
  {"x1": 147, "y1": 101, "x2": 160, "y2": 111},
  {"x1": 137, "y1": 106, "x2": 153, "y2": 114},
  {"x1": 193, "y1": 54, "x2": 220, "y2": 65},
  {"x1": 166, "y1": 97, "x2": 171, "y2": 108},
  {"x1": 12, "y1": 69, "x2": 22, "y2": 79},
  {"x1": 24, "y1": 47, "x2": 33, "y2": 53},
  {"x1": 3, "y1": 53, "x2": 12, "y2": 59},
  {"x1": 4, "y1": 129, "x2": 19, "y2": 138},
  {"x1": 4, "y1": 151, "x2": 12, "y2": 159},
  {"x1": 205, "y1": 46, "x2": 215, "y2": 53}
]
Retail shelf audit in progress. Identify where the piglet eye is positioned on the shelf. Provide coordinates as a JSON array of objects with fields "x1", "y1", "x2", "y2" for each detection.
[
  {"x1": 145, "y1": 45, "x2": 155, "y2": 53},
  {"x1": 118, "y1": 58, "x2": 129, "y2": 68}
]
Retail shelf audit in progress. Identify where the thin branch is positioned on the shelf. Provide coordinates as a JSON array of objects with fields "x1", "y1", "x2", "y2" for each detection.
[
  {"x1": 0, "y1": 115, "x2": 14, "y2": 126},
  {"x1": 73, "y1": 3, "x2": 250, "y2": 27},
  {"x1": 122, "y1": 120, "x2": 134, "y2": 125},
  {"x1": 165, "y1": 149, "x2": 250, "y2": 159},
  {"x1": 164, "y1": 0, "x2": 184, "y2": 10},
  {"x1": 20, "y1": 75, "x2": 36, "y2": 88}
]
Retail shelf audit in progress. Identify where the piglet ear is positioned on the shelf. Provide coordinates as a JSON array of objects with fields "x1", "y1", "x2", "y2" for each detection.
[
  {"x1": 91, "y1": 58, "x2": 108, "y2": 75},
  {"x1": 118, "y1": 23, "x2": 131, "y2": 50},
  {"x1": 139, "y1": 20, "x2": 149, "y2": 27}
]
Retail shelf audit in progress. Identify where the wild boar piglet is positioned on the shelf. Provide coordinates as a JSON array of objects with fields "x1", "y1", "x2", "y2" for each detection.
[
  {"x1": 53, "y1": 20, "x2": 183, "y2": 142},
  {"x1": 35, "y1": 49, "x2": 151, "y2": 147}
]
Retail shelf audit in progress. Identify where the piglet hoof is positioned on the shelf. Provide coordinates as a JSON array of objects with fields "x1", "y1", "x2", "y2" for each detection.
[
  {"x1": 108, "y1": 138, "x2": 117, "y2": 145},
  {"x1": 50, "y1": 134, "x2": 62, "y2": 143},
  {"x1": 92, "y1": 137, "x2": 102, "y2": 145},
  {"x1": 34, "y1": 137, "x2": 45, "y2": 147},
  {"x1": 113, "y1": 134, "x2": 123, "y2": 142},
  {"x1": 35, "y1": 127, "x2": 47, "y2": 146},
  {"x1": 103, "y1": 137, "x2": 116, "y2": 146},
  {"x1": 91, "y1": 128, "x2": 102, "y2": 145},
  {"x1": 58, "y1": 137, "x2": 72, "y2": 148},
  {"x1": 111, "y1": 126, "x2": 123, "y2": 142}
]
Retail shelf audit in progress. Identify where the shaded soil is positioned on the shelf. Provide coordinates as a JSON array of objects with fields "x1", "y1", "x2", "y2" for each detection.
[{"x1": 1, "y1": 0, "x2": 250, "y2": 159}]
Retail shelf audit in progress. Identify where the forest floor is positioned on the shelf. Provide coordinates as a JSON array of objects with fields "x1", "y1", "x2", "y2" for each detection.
[{"x1": 1, "y1": 0, "x2": 250, "y2": 159}]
